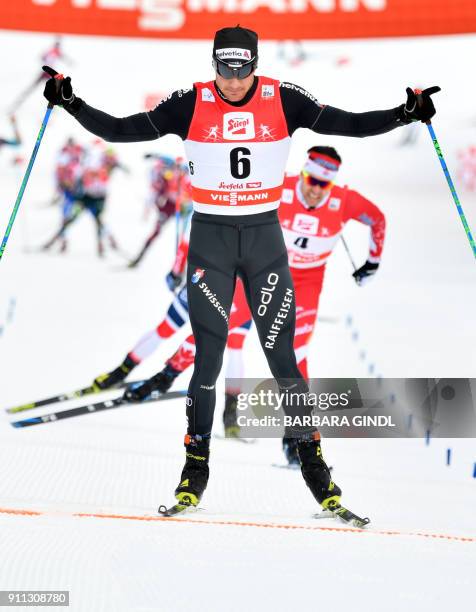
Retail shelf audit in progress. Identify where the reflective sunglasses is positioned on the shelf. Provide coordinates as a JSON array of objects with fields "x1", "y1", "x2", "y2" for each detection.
[
  {"x1": 212, "y1": 57, "x2": 256, "y2": 80},
  {"x1": 302, "y1": 172, "x2": 332, "y2": 189}
]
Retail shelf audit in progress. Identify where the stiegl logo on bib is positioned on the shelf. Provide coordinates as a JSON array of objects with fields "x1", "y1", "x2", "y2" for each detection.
[
  {"x1": 223, "y1": 112, "x2": 255, "y2": 140},
  {"x1": 292, "y1": 214, "x2": 319, "y2": 235}
]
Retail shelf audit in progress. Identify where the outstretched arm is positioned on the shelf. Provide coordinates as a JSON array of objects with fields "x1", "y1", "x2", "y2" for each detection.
[
  {"x1": 42, "y1": 66, "x2": 196, "y2": 142},
  {"x1": 67, "y1": 102, "x2": 159, "y2": 143},
  {"x1": 280, "y1": 82, "x2": 439, "y2": 138},
  {"x1": 312, "y1": 105, "x2": 404, "y2": 138}
]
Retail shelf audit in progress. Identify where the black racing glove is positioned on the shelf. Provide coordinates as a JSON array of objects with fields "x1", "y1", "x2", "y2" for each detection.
[
  {"x1": 352, "y1": 261, "x2": 379, "y2": 286},
  {"x1": 43, "y1": 65, "x2": 75, "y2": 107},
  {"x1": 401, "y1": 86, "x2": 441, "y2": 123}
]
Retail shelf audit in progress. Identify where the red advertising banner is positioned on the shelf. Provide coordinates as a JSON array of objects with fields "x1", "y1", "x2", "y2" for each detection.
[{"x1": 0, "y1": 0, "x2": 476, "y2": 40}]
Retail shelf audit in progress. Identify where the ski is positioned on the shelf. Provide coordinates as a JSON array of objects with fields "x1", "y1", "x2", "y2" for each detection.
[
  {"x1": 4, "y1": 379, "x2": 148, "y2": 414},
  {"x1": 10, "y1": 389, "x2": 187, "y2": 428},
  {"x1": 314, "y1": 504, "x2": 370, "y2": 529}
]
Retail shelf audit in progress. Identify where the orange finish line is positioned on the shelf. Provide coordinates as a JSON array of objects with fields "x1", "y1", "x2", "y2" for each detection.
[{"x1": 0, "y1": 506, "x2": 474, "y2": 543}]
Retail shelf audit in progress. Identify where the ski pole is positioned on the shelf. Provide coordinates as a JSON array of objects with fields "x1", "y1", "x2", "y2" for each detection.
[
  {"x1": 174, "y1": 161, "x2": 185, "y2": 252},
  {"x1": 340, "y1": 235, "x2": 357, "y2": 272},
  {"x1": 415, "y1": 89, "x2": 476, "y2": 259},
  {"x1": 175, "y1": 201, "x2": 181, "y2": 253},
  {"x1": 0, "y1": 103, "x2": 54, "y2": 262}
]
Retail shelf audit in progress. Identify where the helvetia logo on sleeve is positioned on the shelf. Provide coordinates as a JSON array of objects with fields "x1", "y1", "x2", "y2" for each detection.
[
  {"x1": 191, "y1": 268, "x2": 205, "y2": 284},
  {"x1": 223, "y1": 112, "x2": 255, "y2": 140}
]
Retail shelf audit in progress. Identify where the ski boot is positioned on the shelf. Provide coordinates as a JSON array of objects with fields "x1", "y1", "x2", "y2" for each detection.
[
  {"x1": 223, "y1": 393, "x2": 240, "y2": 438},
  {"x1": 298, "y1": 433, "x2": 370, "y2": 527},
  {"x1": 123, "y1": 364, "x2": 180, "y2": 402},
  {"x1": 93, "y1": 355, "x2": 137, "y2": 391},
  {"x1": 282, "y1": 437, "x2": 301, "y2": 467},
  {"x1": 174, "y1": 433, "x2": 210, "y2": 507},
  {"x1": 297, "y1": 433, "x2": 341, "y2": 509}
]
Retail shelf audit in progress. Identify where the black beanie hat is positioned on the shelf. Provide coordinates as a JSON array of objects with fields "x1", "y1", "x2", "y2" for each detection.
[{"x1": 213, "y1": 26, "x2": 258, "y2": 64}]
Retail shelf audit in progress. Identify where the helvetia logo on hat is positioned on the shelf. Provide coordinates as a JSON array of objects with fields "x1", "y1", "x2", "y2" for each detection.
[
  {"x1": 223, "y1": 112, "x2": 255, "y2": 140},
  {"x1": 191, "y1": 268, "x2": 205, "y2": 284},
  {"x1": 216, "y1": 48, "x2": 252, "y2": 61}
]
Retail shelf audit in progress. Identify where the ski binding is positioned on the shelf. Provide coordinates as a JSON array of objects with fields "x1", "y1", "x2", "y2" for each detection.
[
  {"x1": 158, "y1": 496, "x2": 198, "y2": 517},
  {"x1": 314, "y1": 504, "x2": 370, "y2": 529}
]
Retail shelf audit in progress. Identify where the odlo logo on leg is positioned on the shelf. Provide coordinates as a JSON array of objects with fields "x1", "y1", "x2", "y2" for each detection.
[{"x1": 258, "y1": 273, "x2": 279, "y2": 316}]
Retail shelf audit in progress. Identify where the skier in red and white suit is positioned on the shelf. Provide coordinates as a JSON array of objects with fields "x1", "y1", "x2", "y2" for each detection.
[{"x1": 275, "y1": 145, "x2": 385, "y2": 379}]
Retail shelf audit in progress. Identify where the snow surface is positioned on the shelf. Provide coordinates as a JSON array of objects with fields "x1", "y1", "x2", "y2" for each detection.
[{"x1": 0, "y1": 30, "x2": 475, "y2": 612}]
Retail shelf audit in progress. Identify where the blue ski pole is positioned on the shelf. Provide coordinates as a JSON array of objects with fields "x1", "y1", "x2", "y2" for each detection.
[
  {"x1": 416, "y1": 90, "x2": 476, "y2": 259},
  {"x1": 0, "y1": 103, "x2": 54, "y2": 262}
]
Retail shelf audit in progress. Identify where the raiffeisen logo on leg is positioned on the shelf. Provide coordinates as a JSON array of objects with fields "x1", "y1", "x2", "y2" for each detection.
[{"x1": 191, "y1": 268, "x2": 205, "y2": 284}]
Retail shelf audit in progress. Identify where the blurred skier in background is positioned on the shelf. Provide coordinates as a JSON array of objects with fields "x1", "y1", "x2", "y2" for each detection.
[
  {"x1": 128, "y1": 155, "x2": 191, "y2": 268},
  {"x1": 458, "y1": 145, "x2": 476, "y2": 190},
  {"x1": 43, "y1": 137, "x2": 83, "y2": 252},
  {"x1": 11, "y1": 37, "x2": 72, "y2": 111},
  {"x1": 0, "y1": 115, "x2": 21, "y2": 149},
  {"x1": 43, "y1": 140, "x2": 125, "y2": 256},
  {"x1": 277, "y1": 40, "x2": 307, "y2": 67}
]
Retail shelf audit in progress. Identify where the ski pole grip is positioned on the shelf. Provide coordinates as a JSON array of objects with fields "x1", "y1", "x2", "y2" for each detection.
[
  {"x1": 414, "y1": 88, "x2": 431, "y2": 125},
  {"x1": 42, "y1": 65, "x2": 64, "y2": 108},
  {"x1": 42, "y1": 65, "x2": 59, "y2": 79}
]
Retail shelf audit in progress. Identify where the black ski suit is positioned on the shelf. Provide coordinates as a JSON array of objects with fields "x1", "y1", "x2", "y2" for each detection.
[{"x1": 64, "y1": 77, "x2": 408, "y2": 435}]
